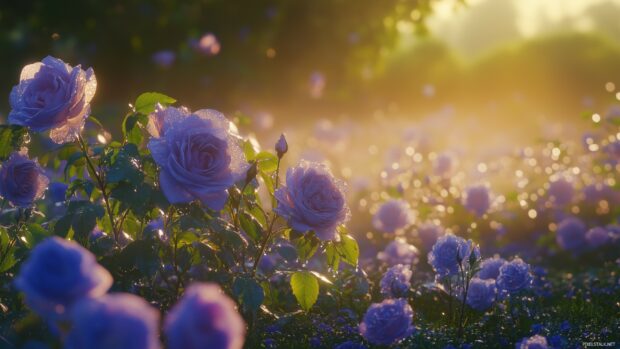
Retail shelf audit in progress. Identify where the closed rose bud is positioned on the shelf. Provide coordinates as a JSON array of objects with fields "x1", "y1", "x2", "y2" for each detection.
[{"x1": 275, "y1": 133, "x2": 288, "y2": 158}]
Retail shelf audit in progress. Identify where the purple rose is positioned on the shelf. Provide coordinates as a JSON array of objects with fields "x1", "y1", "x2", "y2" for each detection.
[
  {"x1": 466, "y1": 278, "x2": 497, "y2": 311},
  {"x1": 585, "y1": 227, "x2": 610, "y2": 248},
  {"x1": 377, "y1": 239, "x2": 419, "y2": 266},
  {"x1": 274, "y1": 161, "x2": 349, "y2": 241},
  {"x1": 555, "y1": 217, "x2": 586, "y2": 252},
  {"x1": 359, "y1": 298, "x2": 414, "y2": 345},
  {"x1": 8, "y1": 56, "x2": 96, "y2": 143},
  {"x1": 372, "y1": 199, "x2": 415, "y2": 234},
  {"x1": 380, "y1": 264, "x2": 412, "y2": 298},
  {"x1": 415, "y1": 222, "x2": 445, "y2": 251},
  {"x1": 497, "y1": 258, "x2": 532, "y2": 293},
  {"x1": 15, "y1": 237, "x2": 112, "y2": 320},
  {"x1": 164, "y1": 283, "x2": 246, "y2": 349},
  {"x1": 477, "y1": 256, "x2": 507, "y2": 280},
  {"x1": 516, "y1": 335, "x2": 548, "y2": 349},
  {"x1": 0, "y1": 152, "x2": 49, "y2": 207},
  {"x1": 147, "y1": 106, "x2": 249, "y2": 211},
  {"x1": 66, "y1": 293, "x2": 161, "y2": 349},
  {"x1": 464, "y1": 185, "x2": 491, "y2": 217},
  {"x1": 428, "y1": 234, "x2": 474, "y2": 277},
  {"x1": 547, "y1": 178, "x2": 573, "y2": 206}
]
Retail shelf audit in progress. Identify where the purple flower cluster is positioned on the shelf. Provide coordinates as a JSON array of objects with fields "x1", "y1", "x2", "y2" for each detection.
[
  {"x1": 372, "y1": 199, "x2": 415, "y2": 234},
  {"x1": 547, "y1": 177, "x2": 573, "y2": 206},
  {"x1": 380, "y1": 264, "x2": 412, "y2": 298},
  {"x1": 477, "y1": 256, "x2": 507, "y2": 280},
  {"x1": 377, "y1": 239, "x2": 419, "y2": 266},
  {"x1": 428, "y1": 234, "x2": 478, "y2": 277},
  {"x1": 8, "y1": 56, "x2": 96, "y2": 143},
  {"x1": 147, "y1": 106, "x2": 249, "y2": 211},
  {"x1": 415, "y1": 222, "x2": 445, "y2": 251},
  {"x1": 275, "y1": 161, "x2": 350, "y2": 241},
  {"x1": 516, "y1": 335, "x2": 548, "y2": 349},
  {"x1": 464, "y1": 185, "x2": 491, "y2": 217},
  {"x1": 585, "y1": 227, "x2": 610, "y2": 248},
  {"x1": 555, "y1": 217, "x2": 586, "y2": 252},
  {"x1": 497, "y1": 258, "x2": 532, "y2": 293},
  {"x1": 359, "y1": 298, "x2": 414, "y2": 345},
  {"x1": 466, "y1": 278, "x2": 497, "y2": 311}
]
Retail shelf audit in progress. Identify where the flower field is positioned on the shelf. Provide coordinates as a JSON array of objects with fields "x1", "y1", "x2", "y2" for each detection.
[{"x1": 0, "y1": 51, "x2": 618, "y2": 349}]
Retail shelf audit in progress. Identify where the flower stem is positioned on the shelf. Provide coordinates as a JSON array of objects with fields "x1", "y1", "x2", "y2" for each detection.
[
  {"x1": 76, "y1": 134, "x2": 119, "y2": 242},
  {"x1": 252, "y1": 158, "x2": 282, "y2": 276},
  {"x1": 457, "y1": 264, "x2": 471, "y2": 340}
]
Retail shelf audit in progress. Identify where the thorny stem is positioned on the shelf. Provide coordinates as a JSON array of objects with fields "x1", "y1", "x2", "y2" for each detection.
[{"x1": 76, "y1": 135, "x2": 119, "y2": 242}]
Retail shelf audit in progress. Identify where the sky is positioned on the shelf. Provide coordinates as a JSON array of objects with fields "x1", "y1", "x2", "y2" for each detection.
[{"x1": 426, "y1": 0, "x2": 620, "y2": 57}]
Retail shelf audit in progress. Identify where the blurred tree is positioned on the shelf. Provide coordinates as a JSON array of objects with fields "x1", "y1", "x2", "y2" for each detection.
[{"x1": 0, "y1": 0, "x2": 448, "y2": 128}]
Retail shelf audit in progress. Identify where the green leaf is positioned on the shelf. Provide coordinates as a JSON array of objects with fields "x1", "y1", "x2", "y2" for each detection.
[
  {"x1": 134, "y1": 92, "x2": 176, "y2": 115},
  {"x1": 294, "y1": 233, "x2": 320, "y2": 261},
  {"x1": 325, "y1": 243, "x2": 340, "y2": 271},
  {"x1": 256, "y1": 151, "x2": 278, "y2": 173},
  {"x1": 0, "y1": 227, "x2": 16, "y2": 272},
  {"x1": 232, "y1": 277, "x2": 265, "y2": 313},
  {"x1": 290, "y1": 271, "x2": 319, "y2": 312},
  {"x1": 122, "y1": 113, "x2": 147, "y2": 145},
  {"x1": 54, "y1": 201, "x2": 105, "y2": 241},
  {"x1": 0, "y1": 125, "x2": 29, "y2": 161},
  {"x1": 106, "y1": 144, "x2": 143, "y2": 184},
  {"x1": 239, "y1": 211, "x2": 262, "y2": 242},
  {"x1": 337, "y1": 234, "x2": 359, "y2": 266},
  {"x1": 243, "y1": 140, "x2": 258, "y2": 161}
]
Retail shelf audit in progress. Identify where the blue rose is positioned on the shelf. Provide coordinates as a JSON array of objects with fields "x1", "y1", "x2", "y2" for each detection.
[
  {"x1": 463, "y1": 185, "x2": 490, "y2": 217},
  {"x1": 8, "y1": 56, "x2": 96, "y2": 143},
  {"x1": 380, "y1": 264, "x2": 412, "y2": 298},
  {"x1": 377, "y1": 239, "x2": 419, "y2": 266},
  {"x1": 466, "y1": 278, "x2": 497, "y2": 311},
  {"x1": 497, "y1": 258, "x2": 532, "y2": 293},
  {"x1": 428, "y1": 234, "x2": 473, "y2": 277},
  {"x1": 515, "y1": 335, "x2": 548, "y2": 349},
  {"x1": 359, "y1": 298, "x2": 414, "y2": 345},
  {"x1": 15, "y1": 237, "x2": 112, "y2": 320},
  {"x1": 555, "y1": 217, "x2": 586, "y2": 252},
  {"x1": 372, "y1": 199, "x2": 415, "y2": 234},
  {"x1": 477, "y1": 257, "x2": 507, "y2": 280},
  {"x1": 274, "y1": 161, "x2": 349, "y2": 241},
  {"x1": 66, "y1": 293, "x2": 161, "y2": 349},
  {"x1": 164, "y1": 283, "x2": 246, "y2": 349},
  {"x1": 147, "y1": 106, "x2": 248, "y2": 211},
  {"x1": 0, "y1": 152, "x2": 49, "y2": 207}
]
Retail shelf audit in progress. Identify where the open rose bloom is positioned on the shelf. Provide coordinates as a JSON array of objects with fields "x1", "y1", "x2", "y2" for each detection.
[{"x1": 8, "y1": 56, "x2": 96, "y2": 143}]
